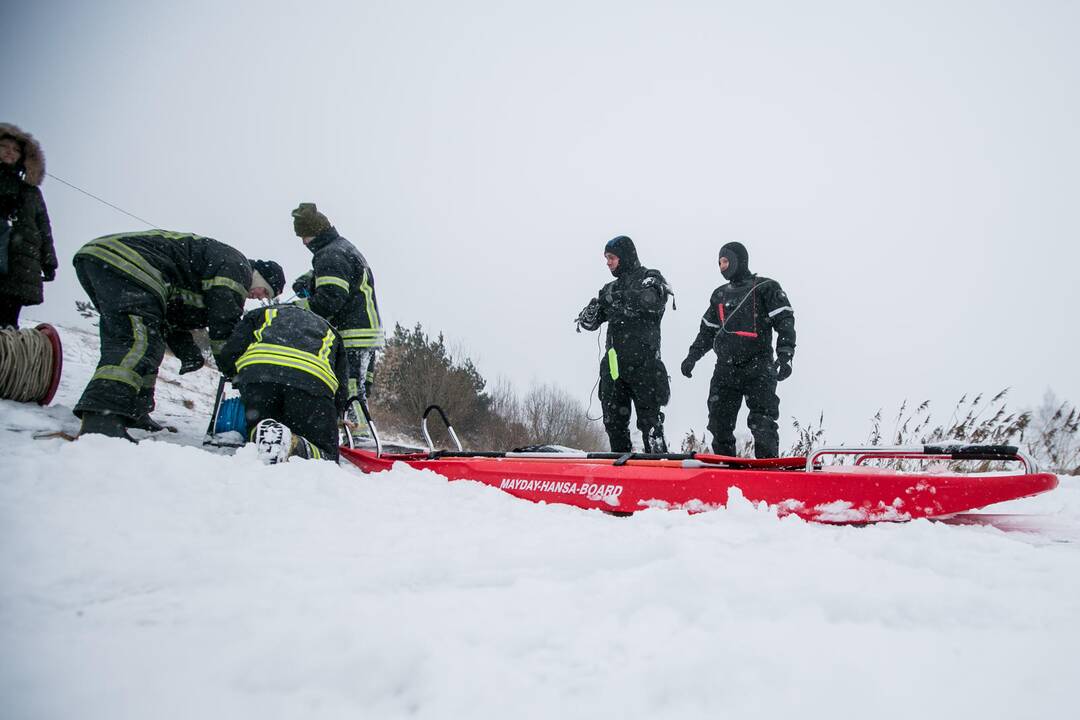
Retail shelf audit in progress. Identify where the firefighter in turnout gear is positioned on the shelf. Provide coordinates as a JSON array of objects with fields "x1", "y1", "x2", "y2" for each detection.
[
  {"x1": 577, "y1": 235, "x2": 671, "y2": 453},
  {"x1": 680, "y1": 242, "x2": 795, "y2": 458},
  {"x1": 72, "y1": 230, "x2": 283, "y2": 439},
  {"x1": 217, "y1": 303, "x2": 350, "y2": 463},
  {"x1": 290, "y1": 203, "x2": 383, "y2": 434}
]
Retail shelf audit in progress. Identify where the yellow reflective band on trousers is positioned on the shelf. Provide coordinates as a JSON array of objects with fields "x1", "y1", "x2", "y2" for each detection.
[
  {"x1": 236, "y1": 342, "x2": 339, "y2": 392},
  {"x1": 76, "y1": 240, "x2": 169, "y2": 305},
  {"x1": 607, "y1": 348, "x2": 619, "y2": 380},
  {"x1": 340, "y1": 328, "x2": 384, "y2": 348},
  {"x1": 91, "y1": 315, "x2": 150, "y2": 390}
]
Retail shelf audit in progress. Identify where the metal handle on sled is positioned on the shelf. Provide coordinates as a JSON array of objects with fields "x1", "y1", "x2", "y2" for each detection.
[
  {"x1": 344, "y1": 395, "x2": 382, "y2": 458},
  {"x1": 806, "y1": 445, "x2": 1038, "y2": 474},
  {"x1": 422, "y1": 404, "x2": 463, "y2": 453}
]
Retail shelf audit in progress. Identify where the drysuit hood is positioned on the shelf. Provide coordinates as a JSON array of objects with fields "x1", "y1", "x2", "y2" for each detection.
[
  {"x1": 719, "y1": 241, "x2": 751, "y2": 281},
  {"x1": 605, "y1": 235, "x2": 640, "y2": 277}
]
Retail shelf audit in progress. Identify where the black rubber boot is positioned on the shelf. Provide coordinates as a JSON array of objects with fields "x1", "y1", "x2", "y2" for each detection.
[
  {"x1": 78, "y1": 412, "x2": 138, "y2": 442},
  {"x1": 129, "y1": 414, "x2": 165, "y2": 432}
]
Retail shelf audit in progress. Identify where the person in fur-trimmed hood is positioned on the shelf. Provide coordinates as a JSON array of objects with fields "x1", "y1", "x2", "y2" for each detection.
[{"x1": 0, "y1": 123, "x2": 58, "y2": 327}]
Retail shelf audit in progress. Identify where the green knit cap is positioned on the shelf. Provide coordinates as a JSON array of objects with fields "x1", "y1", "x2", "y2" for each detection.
[{"x1": 291, "y1": 202, "x2": 331, "y2": 238}]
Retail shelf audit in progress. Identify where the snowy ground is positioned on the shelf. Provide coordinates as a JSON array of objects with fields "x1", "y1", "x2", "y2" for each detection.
[{"x1": 2, "y1": 320, "x2": 1078, "y2": 720}]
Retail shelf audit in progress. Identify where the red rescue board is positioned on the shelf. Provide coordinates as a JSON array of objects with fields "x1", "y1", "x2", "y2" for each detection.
[{"x1": 339, "y1": 448, "x2": 1058, "y2": 524}]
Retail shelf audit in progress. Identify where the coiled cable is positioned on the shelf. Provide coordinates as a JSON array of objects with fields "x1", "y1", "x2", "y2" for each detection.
[{"x1": 0, "y1": 326, "x2": 56, "y2": 402}]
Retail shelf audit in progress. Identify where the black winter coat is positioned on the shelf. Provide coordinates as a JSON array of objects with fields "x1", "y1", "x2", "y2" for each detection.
[{"x1": 0, "y1": 165, "x2": 57, "y2": 305}]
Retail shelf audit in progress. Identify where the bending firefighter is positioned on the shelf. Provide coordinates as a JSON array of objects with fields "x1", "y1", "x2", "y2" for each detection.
[
  {"x1": 72, "y1": 230, "x2": 283, "y2": 439},
  {"x1": 290, "y1": 203, "x2": 383, "y2": 435},
  {"x1": 217, "y1": 303, "x2": 350, "y2": 463},
  {"x1": 577, "y1": 235, "x2": 672, "y2": 453},
  {"x1": 680, "y1": 242, "x2": 795, "y2": 458}
]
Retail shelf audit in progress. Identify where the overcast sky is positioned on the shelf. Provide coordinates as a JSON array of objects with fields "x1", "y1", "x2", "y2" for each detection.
[{"x1": 6, "y1": 0, "x2": 1079, "y2": 448}]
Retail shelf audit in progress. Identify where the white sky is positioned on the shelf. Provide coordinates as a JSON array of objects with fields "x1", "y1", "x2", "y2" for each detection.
[{"x1": 6, "y1": 0, "x2": 1079, "y2": 447}]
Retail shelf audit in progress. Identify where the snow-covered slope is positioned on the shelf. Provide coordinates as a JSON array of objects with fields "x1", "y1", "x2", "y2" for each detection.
[{"x1": 2, "y1": 319, "x2": 1078, "y2": 720}]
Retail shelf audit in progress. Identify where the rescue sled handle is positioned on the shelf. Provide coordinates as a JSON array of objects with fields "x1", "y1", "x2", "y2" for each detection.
[
  {"x1": 807, "y1": 445, "x2": 1038, "y2": 474},
  {"x1": 345, "y1": 395, "x2": 381, "y2": 457},
  {"x1": 422, "y1": 404, "x2": 463, "y2": 454}
]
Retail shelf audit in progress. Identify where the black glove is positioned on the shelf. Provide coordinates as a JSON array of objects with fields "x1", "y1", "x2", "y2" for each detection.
[
  {"x1": 775, "y1": 355, "x2": 792, "y2": 382},
  {"x1": 576, "y1": 300, "x2": 601, "y2": 331},
  {"x1": 292, "y1": 272, "x2": 313, "y2": 298},
  {"x1": 680, "y1": 357, "x2": 695, "y2": 378},
  {"x1": 179, "y1": 354, "x2": 205, "y2": 374},
  {"x1": 42, "y1": 267, "x2": 56, "y2": 282}
]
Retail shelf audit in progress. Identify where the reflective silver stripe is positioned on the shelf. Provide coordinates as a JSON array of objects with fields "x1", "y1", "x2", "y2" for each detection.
[
  {"x1": 702, "y1": 317, "x2": 721, "y2": 328},
  {"x1": 768, "y1": 306, "x2": 792, "y2": 318}
]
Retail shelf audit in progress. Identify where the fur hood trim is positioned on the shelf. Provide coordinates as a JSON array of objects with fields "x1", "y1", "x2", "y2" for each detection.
[{"x1": 0, "y1": 122, "x2": 46, "y2": 186}]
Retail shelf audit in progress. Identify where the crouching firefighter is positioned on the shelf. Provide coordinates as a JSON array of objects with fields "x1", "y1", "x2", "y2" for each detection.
[
  {"x1": 680, "y1": 241, "x2": 795, "y2": 458},
  {"x1": 290, "y1": 203, "x2": 383, "y2": 435},
  {"x1": 576, "y1": 235, "x2": 672, "y2": 453},
  {"x1": 71, "y1": 230, "x2": 282, "y2": 439},
  {"x1": 217, "y1": 303, "x2": 350, "y2": 463}
]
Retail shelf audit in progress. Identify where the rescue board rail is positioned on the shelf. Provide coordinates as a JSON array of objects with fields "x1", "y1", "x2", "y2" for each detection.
[
  {"x1": 807, "y1": 445, "x2": 1038, "y2": 474},
  {"x1": 422, "y1": 404, "x2": 463, "y2": 453},
  {"x1": 346, "y1": 394, "x2": 382, "y2": 458}
]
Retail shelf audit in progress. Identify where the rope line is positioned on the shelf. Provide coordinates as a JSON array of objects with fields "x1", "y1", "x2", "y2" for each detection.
[
  {"x1": 45, "y1": 172, "x2": 158, "y2": 228},
  {"x1": 0, "y1": 327, "x2": 54, "y2": 402}
]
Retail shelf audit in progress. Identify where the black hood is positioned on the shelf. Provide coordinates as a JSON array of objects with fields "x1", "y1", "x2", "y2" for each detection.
[
  {"x1": 719, "y1": 241, "x2": 750, "y2": 281},
  {"x1": 604, "y1": 235, "x2": 640, "y2": 277}
]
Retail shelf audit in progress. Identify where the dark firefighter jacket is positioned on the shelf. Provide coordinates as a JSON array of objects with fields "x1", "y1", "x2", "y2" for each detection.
[
  {"x1": 75, "y1": 231, "x2": 251, "y2": 359},
  {"x1": 580, "y1": 265, "x2": 669, "y2": 370},
  {"x1": 217, "y1": 303, "x2": 350, "y2": 412},
  {"x1": 686, "y1": 274, "x2": 796, "y2": 367},
  {"x1": 296, "y1": 227, "x2": 383, "y2": 350}
]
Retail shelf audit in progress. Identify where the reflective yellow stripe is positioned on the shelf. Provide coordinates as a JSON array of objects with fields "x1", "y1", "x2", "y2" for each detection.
[
  {"x1": 92, "y1": 365, "x2": 142, "y2": 389},
  {"x1": 308, "y1": 443, "x2": 322, "y2": 460},
  {"x1": 121, "y1": 316, "x2": 148, "y2": 371},
  {"x1": 97, "y1": 230, "x2": 206, "y2": 242},
  {"x1": 315, "y1": 275, "x2": 350, "y2": 291},
  {"x1": 317, "y1": 328, "x2": 334, "y2": 362},
  {"x1": 236, "y1": 342, "x2": 338, "y2": 391},
  {"x1": 171, "y1": 287, "x2": 205, "y2": 308},
  {"x1": 76, "y1": 244, "x2": 169, "y2": 304},
  {"x1": 254, "y1": 308, "x2": 277, "y2": 342},
  {"x1": 359, "y1": 267, "x2": 381, "y2": 332},
  {"x1": 607, "y1": 348, "x2": 619, "y2": 380},
  {"x1": 294, "y1": 298, "x2": 311, "y2": 310},
  {"x1": 202, "y1": 275, "x2": 248, "y2": 298},
  {"x1": 340, "y1": 326, "x2": 385, "y2": 348}
]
